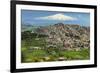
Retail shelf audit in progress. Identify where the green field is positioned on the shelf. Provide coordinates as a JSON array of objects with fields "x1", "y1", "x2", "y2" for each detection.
[{"x1": 21, "y1": 47, "x2": 90, "y2": 63}]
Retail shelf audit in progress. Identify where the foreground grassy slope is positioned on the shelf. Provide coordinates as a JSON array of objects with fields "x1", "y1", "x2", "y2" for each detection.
[{"x1": 21, "y1": 47, "x2": 90, "y2": 63}]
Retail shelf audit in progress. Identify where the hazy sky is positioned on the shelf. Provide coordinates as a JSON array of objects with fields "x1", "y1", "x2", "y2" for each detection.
[{"x1": 21, "y1": 10, "x2": 90, "y2": 26}]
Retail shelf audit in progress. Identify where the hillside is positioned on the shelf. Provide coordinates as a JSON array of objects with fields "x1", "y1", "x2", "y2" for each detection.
[{"x1": 21, "y1": 23, "x2": 90, "y2": 62}]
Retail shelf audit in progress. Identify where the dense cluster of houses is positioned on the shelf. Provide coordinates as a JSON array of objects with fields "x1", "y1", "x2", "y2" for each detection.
[{"x1": 30, "y1": 23, "x2": 90, "y2": 51}]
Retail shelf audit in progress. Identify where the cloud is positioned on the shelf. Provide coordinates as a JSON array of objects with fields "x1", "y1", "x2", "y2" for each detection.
[{"x1": 35, "y1": 13, "x2": 77, "y2": 21}]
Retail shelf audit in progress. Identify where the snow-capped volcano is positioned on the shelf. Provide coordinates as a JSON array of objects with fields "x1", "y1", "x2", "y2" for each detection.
[{"x1": 36, "y1": 13, "x2": 77, "y2": 21}]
